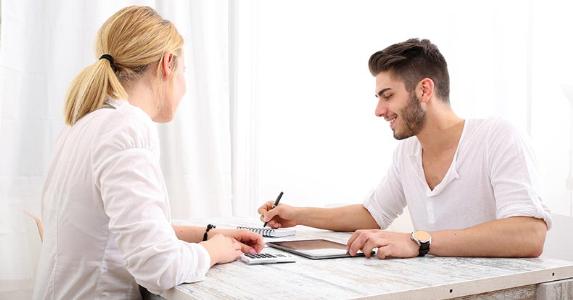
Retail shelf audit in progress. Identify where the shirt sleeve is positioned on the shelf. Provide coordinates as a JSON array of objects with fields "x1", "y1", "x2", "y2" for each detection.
[
  {"x1": 487, "y1": 119, "x2": 552, "y2": 229},
  {"x1": 93, "y1": 137, "x2": 211, "y2": 294},
  {"x1": 363, "y1": 148, "x2": 407, "y2": 229}
]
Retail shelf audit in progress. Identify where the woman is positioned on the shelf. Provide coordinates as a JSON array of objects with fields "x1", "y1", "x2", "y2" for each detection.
[{"x1": 33, "y1": 6, "x2": 264, "y2": 299}]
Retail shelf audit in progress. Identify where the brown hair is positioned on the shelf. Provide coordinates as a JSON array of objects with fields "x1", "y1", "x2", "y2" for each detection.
[
  {"x1": 64, "y1": 6, "x2": 184, "y2": 125},
  {"x1": 368, "y1": 38, "x2": 450, "y2": 103}
]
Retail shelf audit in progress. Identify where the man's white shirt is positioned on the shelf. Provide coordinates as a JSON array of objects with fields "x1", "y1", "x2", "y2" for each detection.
[
  {"x1": 34, "y1": 99, "x2": 210, "y2": 300},
  {"x1": 364, "y1": 118, "x2": 551, "y2": 231}
]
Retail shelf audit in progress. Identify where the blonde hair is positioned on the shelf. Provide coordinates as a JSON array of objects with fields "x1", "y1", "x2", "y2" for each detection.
[{"x1": 64, "y1": 6, "x2": 184, "y2": 125}]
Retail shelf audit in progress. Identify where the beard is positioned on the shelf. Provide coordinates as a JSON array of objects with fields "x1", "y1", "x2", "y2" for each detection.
[{"x1": 393, "y1": 92, "x2": 426, "y2": 140}]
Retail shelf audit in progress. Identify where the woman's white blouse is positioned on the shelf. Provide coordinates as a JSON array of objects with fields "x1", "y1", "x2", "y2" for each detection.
[{"x1": 33, "y1": 100, "x2": 210, "y2": 300}]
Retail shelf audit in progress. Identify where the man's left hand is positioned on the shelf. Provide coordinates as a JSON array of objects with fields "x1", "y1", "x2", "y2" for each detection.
[{"x1": 346, "y1": 229, "x2": 419, "y2": 259}]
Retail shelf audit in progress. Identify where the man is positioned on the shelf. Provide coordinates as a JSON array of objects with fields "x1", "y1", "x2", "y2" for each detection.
[{"x1": 258, "y1": 38, "x2": 550, "y2": 259}]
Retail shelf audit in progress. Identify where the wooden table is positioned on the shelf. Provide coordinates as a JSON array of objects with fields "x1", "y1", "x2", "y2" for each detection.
[{"x1": 164, "y1": 218, "x2": 573, "y2": 299}]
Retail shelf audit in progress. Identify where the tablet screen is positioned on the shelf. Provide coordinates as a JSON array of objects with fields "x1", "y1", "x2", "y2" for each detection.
[{"x1": 268, "y1": 239, "x2": 364, "y2": 259}]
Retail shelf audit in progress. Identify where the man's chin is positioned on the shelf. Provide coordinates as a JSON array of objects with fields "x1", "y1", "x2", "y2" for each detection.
[{"x1": 393, "y1": 129, "x2": 413, "y2": 140}]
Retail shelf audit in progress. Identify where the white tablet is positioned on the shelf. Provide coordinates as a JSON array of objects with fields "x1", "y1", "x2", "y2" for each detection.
[{"x1": 267, "y1": 239, "x2": 365, "y2": 260}]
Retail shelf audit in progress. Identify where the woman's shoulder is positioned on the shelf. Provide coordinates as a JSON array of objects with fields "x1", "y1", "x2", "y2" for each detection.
[{"x1": 93, "y1": 100, "x2": 159, "y2": 153}]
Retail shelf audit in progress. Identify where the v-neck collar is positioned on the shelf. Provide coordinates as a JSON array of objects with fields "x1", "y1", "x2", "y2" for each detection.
[{"x1": 410, "y1": 120, "x2": 468, "y2": 197}]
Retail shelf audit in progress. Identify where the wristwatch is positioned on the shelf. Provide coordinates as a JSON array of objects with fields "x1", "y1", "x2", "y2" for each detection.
[{"x1": 411, "y1": 231, "x2": 431, "y2": 257}]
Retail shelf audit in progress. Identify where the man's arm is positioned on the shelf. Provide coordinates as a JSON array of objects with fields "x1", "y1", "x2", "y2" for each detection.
[
  {"x1": 430, "y1": 216, "x2": 547, "y2": 257},
  {"x1": 259, "y1": 203, "x2": 379, "y2": 232},
  {"x1": 347, "y1": 216, "x2": 547, "y2": 258}
]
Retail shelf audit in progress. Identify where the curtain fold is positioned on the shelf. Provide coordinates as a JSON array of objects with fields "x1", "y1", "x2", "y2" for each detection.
[
  {"x1": 0, "y1": 0, "x2": 234, "y2": 295},
  {"x1": 155, "y1": 0, "x2": 234, "y2": 219}
]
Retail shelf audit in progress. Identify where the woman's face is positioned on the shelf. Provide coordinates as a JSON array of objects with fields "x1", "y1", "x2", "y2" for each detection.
[{"x1": 155, "y1": 51, "x2": 186, "y2": 122}]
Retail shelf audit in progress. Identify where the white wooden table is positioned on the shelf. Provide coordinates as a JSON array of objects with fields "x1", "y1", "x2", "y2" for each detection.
[{"x1": 163, "y1": 218, "x2": 573, "y2": 300}]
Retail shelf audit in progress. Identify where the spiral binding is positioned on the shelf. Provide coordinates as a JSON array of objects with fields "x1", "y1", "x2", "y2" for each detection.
[{"x1": 237, "y1": 226, "x2": 276, "y2": 237}]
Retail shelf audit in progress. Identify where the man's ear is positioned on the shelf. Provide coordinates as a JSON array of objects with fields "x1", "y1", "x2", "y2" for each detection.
[
  {"x1": 417, "y1": 78, "x2": 434, "y2": 103},
  {"x1": 160, "y1": 52, "x2": 175, "y2": 80}
]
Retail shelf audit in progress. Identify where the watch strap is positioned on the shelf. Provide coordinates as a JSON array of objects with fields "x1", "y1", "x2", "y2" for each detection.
[{"x1": 418, "y1": 241, "x2": 430, "y2": 257}]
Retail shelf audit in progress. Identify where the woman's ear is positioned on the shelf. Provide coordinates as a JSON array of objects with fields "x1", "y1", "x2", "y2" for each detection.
[{"x1": 160, "y1": 52, "x2": 175, "y2": 80}]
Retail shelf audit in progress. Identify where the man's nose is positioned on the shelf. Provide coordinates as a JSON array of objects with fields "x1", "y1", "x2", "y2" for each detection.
[{"x1": 375, "y1": 100, "x2": 387, "y2": 117}]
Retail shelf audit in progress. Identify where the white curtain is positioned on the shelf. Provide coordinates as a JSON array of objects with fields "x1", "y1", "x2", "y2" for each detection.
[
  {"x1": 0, "y1": 0, "x2": 235, "y2": 296},
  {"x1": 248, "y1": 0, "x2": 573, "y2": 216},
  {"x1": 3, "y1": 0, "x2": 573, "y2": 298}
]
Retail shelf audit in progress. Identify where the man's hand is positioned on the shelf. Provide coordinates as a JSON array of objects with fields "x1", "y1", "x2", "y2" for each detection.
[
  {"x1": 346, "y1": 229, "x2": 419, "y2": 259},
  {"x1": 257, "y1": 201, "x2": 298, "y2": 228},
  {"x1": 211, "y1": 228, "x2": 265, "y2": 254}
]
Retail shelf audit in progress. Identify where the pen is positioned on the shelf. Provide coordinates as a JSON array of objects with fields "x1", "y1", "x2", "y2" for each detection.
[{"x1": 263, "y1": 191, "x2": 284, "y2": 227}]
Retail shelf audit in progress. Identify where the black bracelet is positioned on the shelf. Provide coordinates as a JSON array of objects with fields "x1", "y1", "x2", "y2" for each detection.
[{"x1": 202, "y1": 224, "x2": 216, "y2": 241}]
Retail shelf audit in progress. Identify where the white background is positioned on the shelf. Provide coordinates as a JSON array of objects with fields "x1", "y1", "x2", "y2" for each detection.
[
  {"x1": 2, "y1": 0, "x2": 573, "y2": 298},
  {"x1": 246, "y1": 0, "x2": 573, "y2": 216}
]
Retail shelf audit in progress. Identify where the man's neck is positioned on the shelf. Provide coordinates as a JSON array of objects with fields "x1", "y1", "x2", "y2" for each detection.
[{"x1": 416, "y1": 108, "x2": 465, "y2": 156}]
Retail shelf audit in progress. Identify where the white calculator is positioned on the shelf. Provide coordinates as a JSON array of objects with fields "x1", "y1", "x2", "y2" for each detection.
[{"x1": 240, "y1": 252, "x2": 296, "y2": 265}]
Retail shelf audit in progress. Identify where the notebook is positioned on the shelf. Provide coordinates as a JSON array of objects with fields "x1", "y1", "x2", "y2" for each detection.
[{"x1": 236, "y1": 226, "x2": 296, "y2": 238}]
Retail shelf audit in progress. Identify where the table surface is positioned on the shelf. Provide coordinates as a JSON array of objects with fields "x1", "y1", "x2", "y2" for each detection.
[{"x1": 165, "y1": 218, "x2": 573, "y2": 300}]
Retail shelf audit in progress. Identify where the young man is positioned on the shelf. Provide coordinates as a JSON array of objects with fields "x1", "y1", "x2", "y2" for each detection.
[{"x1": 258, "y1": 38, "x2": 551, "y2": 259}]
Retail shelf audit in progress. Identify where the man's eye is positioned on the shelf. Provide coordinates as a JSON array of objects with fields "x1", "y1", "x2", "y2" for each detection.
[{"x1": 383, "y1": 95, "x2": 392, "y2": 101}]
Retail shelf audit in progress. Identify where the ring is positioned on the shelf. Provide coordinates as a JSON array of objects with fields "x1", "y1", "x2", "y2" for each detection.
[{"x1": 371, "y1": 247, "x2": 378, "y2": 256}]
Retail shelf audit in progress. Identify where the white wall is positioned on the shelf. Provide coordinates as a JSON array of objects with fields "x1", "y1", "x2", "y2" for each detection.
[{"x1": 246, "y1": 0, "x2": 573, "y2": 218}]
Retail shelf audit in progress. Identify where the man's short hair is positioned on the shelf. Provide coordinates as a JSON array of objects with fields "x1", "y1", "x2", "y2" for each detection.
[{"x1": 368, "y1": 38, "x2": 450, "y2": 103}]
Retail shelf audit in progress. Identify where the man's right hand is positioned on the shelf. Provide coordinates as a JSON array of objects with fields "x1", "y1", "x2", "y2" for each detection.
[{"x1": 257, "y1": 201, "x2": 299, "y2": 228}]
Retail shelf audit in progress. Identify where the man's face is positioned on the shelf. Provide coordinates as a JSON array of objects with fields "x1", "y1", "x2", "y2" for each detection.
[{"x1": 374, "y1": 72, "x2": 425, "y2": 140}]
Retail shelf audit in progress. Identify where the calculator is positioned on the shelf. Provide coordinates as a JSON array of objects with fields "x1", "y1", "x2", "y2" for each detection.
[{"x1": 240, "y1": 252, "x2": 296, "y2": 265}]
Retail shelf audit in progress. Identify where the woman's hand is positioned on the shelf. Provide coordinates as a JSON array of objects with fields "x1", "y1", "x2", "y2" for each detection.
[
  {"x1": 210, "y1": 228, "x2": 265, "y2": 254},
  {"x1": 200, "y1": 234, "x2": 243, "y2": 266}
]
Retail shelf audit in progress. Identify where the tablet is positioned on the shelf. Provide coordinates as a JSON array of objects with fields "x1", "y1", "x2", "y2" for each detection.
[{"x1": 267, "y1": 239, "x2": 365, "y2": 260}]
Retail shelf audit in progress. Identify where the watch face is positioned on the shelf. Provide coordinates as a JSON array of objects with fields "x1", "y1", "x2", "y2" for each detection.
[{"x1": 413, "y1": 231, "x2": 431, "y2": 243}]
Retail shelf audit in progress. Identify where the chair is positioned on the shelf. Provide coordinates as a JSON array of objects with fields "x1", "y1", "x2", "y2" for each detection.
[
  {"x1": 541, "y1": 213, "x2": 573, "y2": 261},
  {"x1": 23, "y1": 210, "x2": 43, "y2": 242}
]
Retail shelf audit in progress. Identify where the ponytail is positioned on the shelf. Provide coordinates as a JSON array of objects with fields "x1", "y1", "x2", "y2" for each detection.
[
  {"x1": 63, "y1": 5, "x2": 183, "y2": 125},
  {"x1": 64, "y1": 57, "x2": 127, "y2": 125}
]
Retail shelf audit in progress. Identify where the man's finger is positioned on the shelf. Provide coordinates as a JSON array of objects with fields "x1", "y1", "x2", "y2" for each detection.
[
  {"x1": 257, "y1": 201, "x2": 274, "y2": 215},
  {"x1": 377, "y1": 245, "x2": 392, "y2": 259},
  {"x1": 268, "y1": 219, "x2": 281, "y2": 228},
  {"x1": 364, "y1": 238, "x2": 388, "y2": 258},
  {"x1": 347, "y1": 231, "x2": 361, "y2": 248},
  {"x1": 348, "y1": 233, "x2": 369, "y2": 256},
  {"x1": 263, "y1": 206, "x2": 281, "y2": 222},
  {"x1": 363, "y1": 239, "x2": 377, "y2": 258}
]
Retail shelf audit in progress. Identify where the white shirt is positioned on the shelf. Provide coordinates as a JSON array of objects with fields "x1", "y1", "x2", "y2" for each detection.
[
  {"x1": 363, "y1": 118, "x2": 551, "y2": 232},
  {"x1": 34, "y1": 100, "x2": 210, "y2": 300}
]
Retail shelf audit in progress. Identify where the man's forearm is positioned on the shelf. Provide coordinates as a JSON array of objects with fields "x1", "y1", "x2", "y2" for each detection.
[
  {"x1": 295, "y1": 204, "x2": 379, "y2": 232},
  {"x1": 430, "y1": 217, "x2": 547, "y2": 257}
]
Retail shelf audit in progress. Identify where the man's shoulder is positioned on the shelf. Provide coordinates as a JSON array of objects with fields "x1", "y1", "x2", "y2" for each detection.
[
  {"x1": 465, "y1": 118, "x2": 531, "y2": 163},
  {"x1": 466, "y1": 117, "x2": 522, "y2": 141}
]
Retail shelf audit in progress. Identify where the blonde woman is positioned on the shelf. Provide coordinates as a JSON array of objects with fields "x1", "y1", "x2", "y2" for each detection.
[{"x1": 33, "y1": 6, "x2": 264, "y2": 299}]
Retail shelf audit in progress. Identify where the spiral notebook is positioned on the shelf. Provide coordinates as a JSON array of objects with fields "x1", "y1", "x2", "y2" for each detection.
[{"x1": 237, "y1": 226, "x2": 296, "y2": 238}]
